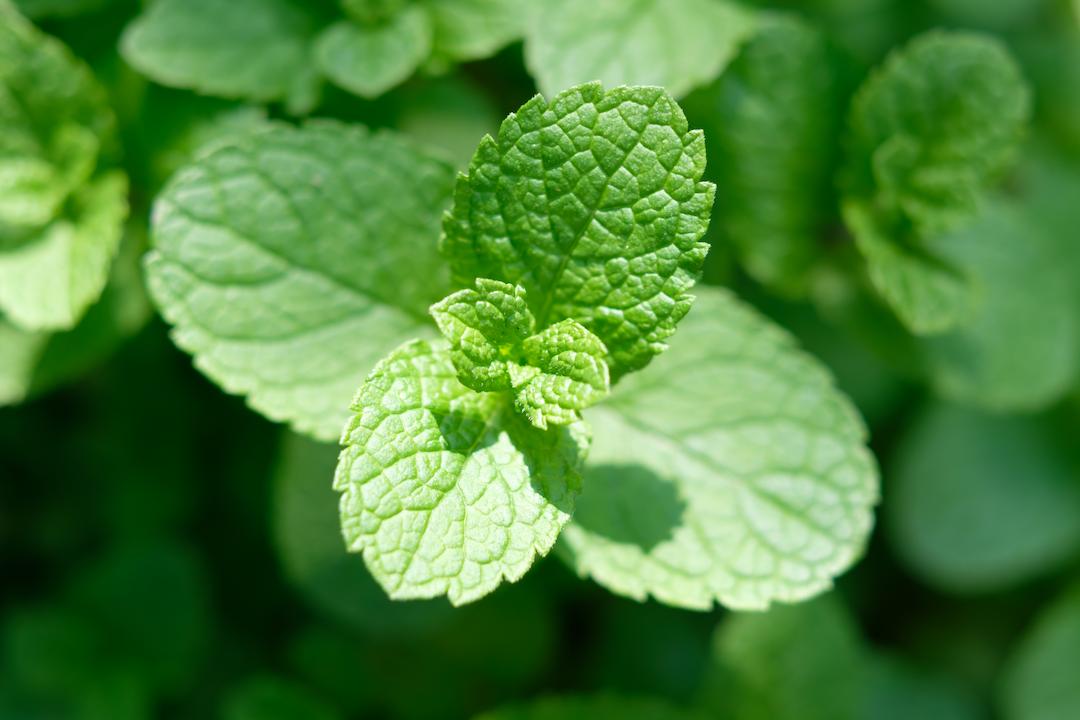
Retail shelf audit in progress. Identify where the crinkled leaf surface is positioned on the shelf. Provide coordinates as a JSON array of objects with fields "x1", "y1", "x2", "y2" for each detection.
[
  {"x1": 442, "y1": 82, "x2": 715, "y2": 380},
  {"x1": 512, "y1": 320, "x2": 608, "y2": 429},
  {"x1": 887, "y1": 404, "x2": 1080, "y2": 593},
  {"x1": 145, "y1": 122, "x2": 455, "y2": 441},
  {"x1": 0, "y1": 4, "x2": 126, "y2": 331},
  {"x1": 1001, "y1": 587, "x2": 1080, "y2": 720},
  {"x1": 524, "y1": 0, "x2": 756, "y2": 99},
  {"x1": 700, "y1": 593, "x2": 865, "y2": 720},
  {"x1": 121, "y1": 0, "x2": 322, "y2": 107},
  {"x1": 426, "y1": 0, "x2": 526, "y2": 62},
  {"x1": 474, "y1": 694, "x2": 703, "y2": 720},
  {"x1": 843, "y1": 31, "x2": 1030, "y2": 334},
  {"x1": 558, "y1": 287, "x2": 879, "y2": 610},
  {"x1": 335, "y1": 339, "x2": 589, "y2": 606},
  {"x1": 686, "y1": 16, "x2": 841, "y2": 295},
  {"x1": 315, "y1": 7, "x2": 432, "y2": 99}
]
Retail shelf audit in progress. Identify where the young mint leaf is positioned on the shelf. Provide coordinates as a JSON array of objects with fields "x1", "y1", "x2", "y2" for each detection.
[
  {"x1": 430, "y1": 278, "x2": 610, "y2": 428},
  {"x1": 842, "y1": 31, "x2": 1031, "y2": 334},
  {"x1": 685, "y1": 16, "x2": 843, "y2": 296},
  {"x1": 145, "y1": 122, "x2": 456, "y2": 441},
  {"x1": 430, "y1": 278, "x2": 535, "y2": 392},
  {"x1": 700, "y1": 594, "x2": 865, "y2": 720},
  {"x1": 427, "y1": 0, "x2": 527, "y2": 63},
  {"x1": 1001, "y1": 586, "x2": 1080, "y2": 720},
  {"x1": 334, "y1": 339, "x2": 589, "y2": 606},
  {"x1": 442, "y1": 82, "x2": 715, "y2": 380},
  {"x1": 315, "y1": 7, "x2": 432, "y2": 99},
  {"x1": 121, "y1": 0, "x2": 322, "y2": 109},
  {"x1": 557, "y1": 286, "x2": 879, "y2": 611},
  {"x1": 474, "y1": 694, "x2": 704, "y2": 720},
  {"x1": 887, "y1": 404, "x2": 1080, "y2": 593},
  {"x1": 0, "y1": 2, "x2": 126, "y2": 331},
  {"x1": 513, "y1": 319, "x2": 609, "y2": 429},
  {"x1": 524, "y1": 0, "x2": 757, "y2": 99}
]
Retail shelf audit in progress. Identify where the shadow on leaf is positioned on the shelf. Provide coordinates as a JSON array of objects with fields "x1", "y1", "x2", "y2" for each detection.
[{"x1": 573, "y1": 463, "x2": 685, "y2": 552}]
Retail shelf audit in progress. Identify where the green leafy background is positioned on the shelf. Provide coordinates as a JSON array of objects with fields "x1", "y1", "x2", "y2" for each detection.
[{"x1": 4, "y1": 0, "x2": 1080, "y2": 718}]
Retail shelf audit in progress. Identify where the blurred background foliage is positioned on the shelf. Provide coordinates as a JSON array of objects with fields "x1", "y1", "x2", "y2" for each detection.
[{"x1": 2, "y1": 0, "x2": 1080, "y2": 718}]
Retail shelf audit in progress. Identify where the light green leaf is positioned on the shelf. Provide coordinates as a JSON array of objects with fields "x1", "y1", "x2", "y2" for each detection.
[
  {"x1": 273, "y1": 430, "x2": 453, "y2": 634},
  {"x1": 1001, "y1": 586, "x2": 1080, "y2": 720},
  {"x1": 513, "y1": 319, "x2": 609, "y2": 429},
  {"x1": 430, "y1": 278, "x2": 535, "y2": 392},
  {"x1": 430, "y1": 278, "x2": 610, "y2": 428},
  {"x1": 426, "y1": 0, "x2": 526, "y2": 62},
  {"x1": 686, "y1": 16, "x2": 841, "y2": 296},
  {"x1": 121, "y1": 0, "x2": 322, "y2": 107},
  {"x1": 558, "y1": 286, "x2": 879, "y2": 610},
  {"x1": 0, "y1": 172, "x2": 127, "y2": 332},
  {"x1": 442, "y1": 82, "x2": 715, "y2": 380},
  {"x1": 842, "y1": 31, "x2": 1031, "y2": 334},
  {"x1": 224, "y1": 676, "x2": 343, "y2": 720},
  {"x1": 341, "y1": 0, "x2": 408, "y2": 24},
  {"x1": 887, "y1": 404, "x2": 1080, "y2": 593},
  {"x1": 315, "y1": 7, "x2": 432, "y2": 99},
  {"x1": 145, "y1": 122, "x2": 455, "y2": 441},
  {"x1": 0, "y1": 3, "x2": 126, "y2": 331},
  {"x1": 334, "y1": 339, "x2": 589, "y2": 606},
  {"x1": 474, "y1": 694, "x2": 703, "y2": 720},
  {"x1": 524, "y1": 0, "x2": 757, "y2": 99},
  {"x1": 700, "y1": 593, "x2": 865, "y2": 720}
]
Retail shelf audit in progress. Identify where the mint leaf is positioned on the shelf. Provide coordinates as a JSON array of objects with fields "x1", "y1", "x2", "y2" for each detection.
[
  {"x1": 442, "y1": 82, "x2": 715, "y2": 380},
  {"x1": 0, "y1": 320, "x2": 46, "y2": 406},
  {"x1": 315, "y1": 8, "x2": 432, "y2": 99},
  {"x1": 396, "y1": 77, "x2": 500, "y2": 167},
  {"x1": 887, "y1": 404, "x2": 1080, "y2": 593},
  {"x1": 524, "y1": 0, "x2": 756, "y2": 99},
  {"x1": 121, "y1": 0, "x2": 322, "y2": 108},
  {"x1": 921, "y1": 197, "x2": 1079, "y2": 412},
  {"x1": 558, "y1": 286, "x2": 879, "y2": 610},
  {"x1": 513, "y1": 319, "x2": 609, "y2": 429},
  {"x1": 427, "y1": 0, "x2": 526, "y2": 62},
  {"x1": 685, "y1": 16, "x2": 842, "y2": 296},
  {"x1": 0, "y1": 3, "x2": 126, "y2": 331},
  {"x1": 474, "y1": 694, "x2": 703, "y2": 720},
  {"x1": 1001, "y1": 587, "x2": 1080, "y2": 720},
  {"x1": 334, "y1": 339, "x2": 589, "y2": 606},
  {"x1": 865, "y1": 656, "x2": 982, "y2": 720},
  {"x1": 700, "y1": 594, "x2": 865, "y2": 720},
  {"x1": 430, "y1": 279, "x2": 535, "y2": 392},
  {"x1": 430, "y1": 278, "x2": 610, "y2": 428},
  {"x1": 274, "y1": 431, "x2": 452, "y2": 634},
  {"x1": 842, "y1": 31, "x2": 1031, "y2": 334},
  {"x1": 145, "y1": 122, "x2": 455, "y2": 440}
]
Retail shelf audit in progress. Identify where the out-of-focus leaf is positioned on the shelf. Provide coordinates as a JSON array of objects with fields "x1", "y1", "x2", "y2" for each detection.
[
  {"x1": 888, "y1": 404, "x2": 1080, "y2": 593},
  {"x1": 863, "y1": 655, "x2": 984, "y2": 720},
  {"x1": 315, "y1": 8, "x2": 432, "y2": 99},
  {"x1": 474, "y1": 694, "x2": 704, "y2": 720},
  {"x1": 1001, "y1": 586, "x2": 1080, "y2": 720},
  {"x1": 224, "y1": 676, "x2": 343, "y2": 720}
]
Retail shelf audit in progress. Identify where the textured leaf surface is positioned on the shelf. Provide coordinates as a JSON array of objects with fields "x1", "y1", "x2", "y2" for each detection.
[
  {"x1": 121, "y1": 0, "x2": 321, "y2": 106},
  {"x1": 474, "y1": 694, "x2": 702, "y2": 720},
  {"x1": 0, "y1": 3, "x2": 125, "y2": 331},
  {"x1": 427, "y1": 0, "x2": 526, "y2": 62},
  {"x1": 443, "y1": 82, "x2": 715, "y2": 380},
  {"x1": 687, "y1": 17, "x2": 841, "y2": 295},
  {"x1": 700, "y1": 594, "x2": 864, "y2": 720},
  {"x1": 512, "y1": 320, "x2": 608, "y2": 429},
  {"x1": 315, "y1": 7, "x2": 432, "y2": 99},
  {"x1": 558, "y1": 287, "x2": 879, "y2": 610},
  {"x1": 887, "y1": 404, "x2": 1080, "y2": 593},
  {"x1": 145, "y1": 122, "x2": 455, "y2": 440},
  {"x1": 842, "y1": 31, "x2": 1030, "y2": 333},
  {"x1": 1002, "y1": 587, "x2": 1080, "y2": 720},
  {"x1": 524, "y1": 0, "x2": 756, "y2": 99},
  {"x1": 335, "y1": 339, "x2": 589, "y2": 605}
]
